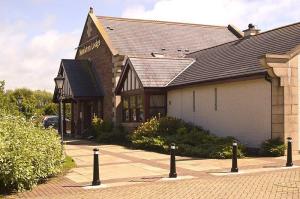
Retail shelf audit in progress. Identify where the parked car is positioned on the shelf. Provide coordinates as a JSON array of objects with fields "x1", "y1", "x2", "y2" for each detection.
[
  {"x1": 43, "y1": 115, "x2": 59, "y2": 129},
  {"x1": 43, "y1": 115, "x2": 71, "y2": 132}
]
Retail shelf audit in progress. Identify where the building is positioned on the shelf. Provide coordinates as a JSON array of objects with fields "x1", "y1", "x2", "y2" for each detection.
[{"x1": 54, "y1": 8, "x2": 300, "y2": 151}]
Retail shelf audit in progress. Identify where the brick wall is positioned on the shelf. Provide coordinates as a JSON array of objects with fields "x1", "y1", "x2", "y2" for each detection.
[{"x1": 75, "y1": 15, "x2": 114, "y2": 122}]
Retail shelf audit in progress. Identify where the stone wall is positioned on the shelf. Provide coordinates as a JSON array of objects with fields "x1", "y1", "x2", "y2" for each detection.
[
  {"x1": 271, "y1": 77, "x2": 284, "y2": 139},
  {"x1": 112, "y1": 55, "x2": 126, "y2": 124},
  {"x1": 263, "y1": 54, "x2": 299, "y2": 151}
]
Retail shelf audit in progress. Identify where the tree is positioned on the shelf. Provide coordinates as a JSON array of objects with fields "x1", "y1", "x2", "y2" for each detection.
[
  {"x1": 0, "y1": 81, "x2": 18, "y2": 114},
  {"x1": 43, "y1": 103, "x2": 58, "y2": 115},
  {"x1": 0, "y1": 81, "x2": 4, "y2": 94},
  {"x1": 0, "y1": 81, "x2": 61, "y2": 119}
]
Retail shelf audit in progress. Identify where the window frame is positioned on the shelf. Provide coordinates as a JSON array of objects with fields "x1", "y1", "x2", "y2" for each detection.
[{"x1": 122, "y1": 96, "x2": 130, "y2": 122}]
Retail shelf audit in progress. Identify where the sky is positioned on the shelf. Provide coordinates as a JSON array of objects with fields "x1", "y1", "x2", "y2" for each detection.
[{"x1": 0, "y1": 0, "x2": 299, "y2": 92}]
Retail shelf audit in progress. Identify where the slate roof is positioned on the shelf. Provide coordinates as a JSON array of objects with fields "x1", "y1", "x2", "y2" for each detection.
[
  {"x1": 168, "y1": 22, "x2": 300, "y2": 87},
  {"x1": 61, "y1": 59, "x2": 104, "y2": 97},
  {"x1": 128, "y1": 57, "x2": 194, "y2": 87},
  {"x1": 98, "y1": 16, "x2": 239, "y2": 57}
]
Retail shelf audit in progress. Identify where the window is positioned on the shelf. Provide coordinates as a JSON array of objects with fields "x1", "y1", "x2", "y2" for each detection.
[
  {"x1": 122, "y1": 95, "x2": 144, "y2": 122},
  {"x1": 149, "y1": 95, "x2": 166, "y2": 118},
  {"x1": 193, "y1": 90, "x2": 195, "y2": 112},
  {"x1": 214, "y1": 88, "x2": 218, "y2": 111},
  {"x1": 122, "y1": 97, "x2": 129, "y2": 121}
]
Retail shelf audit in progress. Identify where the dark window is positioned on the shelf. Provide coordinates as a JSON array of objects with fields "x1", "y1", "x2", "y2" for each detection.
[
  {"x1": 123, "y1": 97, "x2": 129, "y2": 122},
  {"x1": 214, "y1": 88, "x2": 218, "y2": 111},
  {"x1": 149, "y1": 95, "x2": 166, "y2": 118},
  {"x1": 193, "y1": 90, "x2": 195, "y2": 112}
]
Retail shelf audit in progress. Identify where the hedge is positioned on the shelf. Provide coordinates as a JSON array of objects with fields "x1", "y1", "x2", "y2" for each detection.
[{"x1": 0, "y1": 112, "x2": 63, "y2": 193}]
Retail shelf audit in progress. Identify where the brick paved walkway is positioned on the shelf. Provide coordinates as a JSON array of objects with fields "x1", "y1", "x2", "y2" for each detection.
[
  {"x1": 16, "y1": 169, "x2": 300, "y2": 199},
  {"x1": 6, "y1": 139, "x2": 300, "y2": 198}
]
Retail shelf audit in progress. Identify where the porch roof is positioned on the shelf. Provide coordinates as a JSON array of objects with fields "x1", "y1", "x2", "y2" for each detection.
[{"x1": 53, "y1": 59, "x2": 104, "y2": 102}]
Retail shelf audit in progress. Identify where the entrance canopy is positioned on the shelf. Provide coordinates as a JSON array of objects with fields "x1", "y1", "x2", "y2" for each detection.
[{"x1": 53, "y1": 59, "x2": 104, "y2": 102}]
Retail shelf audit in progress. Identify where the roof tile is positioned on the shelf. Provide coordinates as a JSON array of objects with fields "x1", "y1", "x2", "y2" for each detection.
[
  {"x1": 168, "y1": 22, "x2": 300, "y2": 87},
  {"x1": 98, "y1": 16, "x2": 238, "y2": 57}
]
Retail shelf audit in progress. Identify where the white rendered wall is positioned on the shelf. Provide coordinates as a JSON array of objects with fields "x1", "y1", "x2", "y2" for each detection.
[{"x1": 167, "y1": 78, "x2": 271, "y2": 147}]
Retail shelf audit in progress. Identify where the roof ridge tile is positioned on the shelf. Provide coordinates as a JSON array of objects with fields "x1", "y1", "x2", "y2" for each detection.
[
  {"x1": 187, "y1": 21, "x2": 300, "y2": 57},
  {"x1": 128, "y1": 56, "x2": 194, "y2": 61},
  {"x1": 257, "y1": 21, "x2": 300, "y2": 37},
  {"x1": 97, "y1": 15, "x2": 226, "y2": 28}
]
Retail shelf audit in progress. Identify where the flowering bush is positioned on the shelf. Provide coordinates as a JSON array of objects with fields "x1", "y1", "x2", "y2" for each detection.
[
  {"x1": 0, "y1": 112, "x2": 63, "y2": 193},
  {"x1": 130, "y1": 116, "x2": 244, "y2": 159}
]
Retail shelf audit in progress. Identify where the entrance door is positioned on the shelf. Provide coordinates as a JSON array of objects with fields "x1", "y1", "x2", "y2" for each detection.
[{"x1": 84, "y1": 103, "x2": 92, "y2": 130}]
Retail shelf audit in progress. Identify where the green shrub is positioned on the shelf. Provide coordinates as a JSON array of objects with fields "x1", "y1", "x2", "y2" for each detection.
[
  {"x1": 129, "y1": 116, "x2": 244, "y2": 159},
  {"x1": 0, "y1": 112, "x2": 63, "y2": 193},
  {"x1": 260, "y1": 138, "x2": 286, "y2": 157}
]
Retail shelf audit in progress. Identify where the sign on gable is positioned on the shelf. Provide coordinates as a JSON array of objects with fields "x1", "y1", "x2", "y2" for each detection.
[{"x1": 78, "y1": 38, "x2": 101, "y2": 56}]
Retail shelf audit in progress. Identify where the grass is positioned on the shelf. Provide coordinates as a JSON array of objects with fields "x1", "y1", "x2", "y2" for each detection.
[{"x1": 62, "y1": 155, "x2": 76, "y2": 173}]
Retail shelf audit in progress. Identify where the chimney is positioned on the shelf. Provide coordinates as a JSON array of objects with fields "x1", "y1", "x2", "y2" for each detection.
[
  {"x1": 243, "y1": 23, "x2": 260, "y2": 37},
  {"x1": 89, "y1": 7, "x2": 94, "y2": 14}
]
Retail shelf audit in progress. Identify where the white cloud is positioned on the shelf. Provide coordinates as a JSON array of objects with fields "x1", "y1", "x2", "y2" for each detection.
[
  {"x1": 122, "y1": 0, "x2": 300, "y2": 30},
  {"x1": 0, "y1": 20, "x2": 80, "y2": 92},
  {"x1": 42, "y1": 14, "x2": 57, "y2": 30}
]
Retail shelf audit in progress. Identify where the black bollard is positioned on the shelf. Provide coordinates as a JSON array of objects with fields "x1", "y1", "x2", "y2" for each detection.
[
  {"x1": 169, "y1": 143, "x2": 177, "y2": 178},
  {"x1": 231, "y1": 140, "x2": 238, "y2": 172},
  {"x1": 92, "y1": 148, "x2": 101, "y2": 186},
  {"x1": 286, "y1": 137, "x2": 293, "y2": 167}
]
